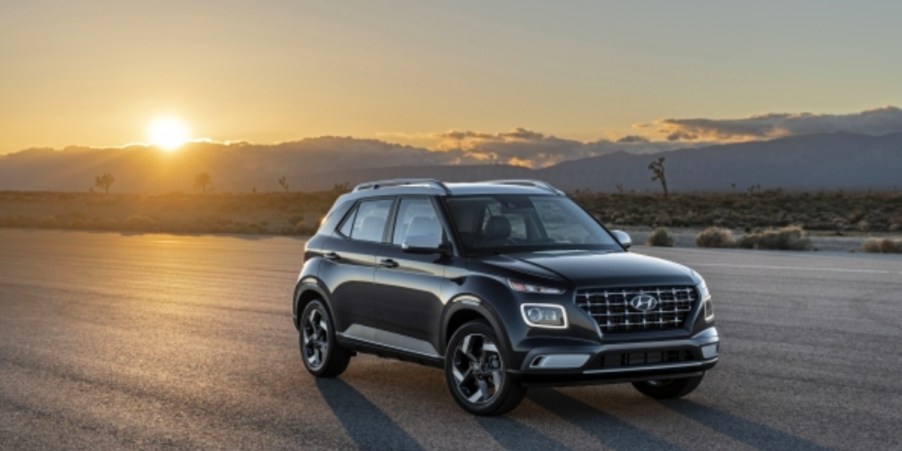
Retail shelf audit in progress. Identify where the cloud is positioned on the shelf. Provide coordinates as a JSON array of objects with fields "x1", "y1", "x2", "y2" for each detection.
[
  {"x1": 343, "y1": 106, "x2": 902, "y2": 169},
  {"x1": 649, "y1": 106, "x2": 902, "y2": 141},
  {"x1": 616, "y1": 135, "x2": 650, "y2": 143},
  {"x1": 429, "y1": 128, "x2": 681, "y2": 168}
]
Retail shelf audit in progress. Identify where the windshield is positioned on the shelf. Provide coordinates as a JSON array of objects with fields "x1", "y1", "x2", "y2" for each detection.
[{"x1": 444, "y1": 195, "x2": 622, "y2": 254}]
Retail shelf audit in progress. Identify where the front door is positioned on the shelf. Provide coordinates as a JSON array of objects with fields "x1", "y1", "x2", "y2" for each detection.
[{"x1": 373, "y1": 197, "x2": 449, "y2": 356}]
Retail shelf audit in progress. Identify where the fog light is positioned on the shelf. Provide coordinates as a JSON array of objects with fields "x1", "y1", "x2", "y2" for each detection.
[
  {"x1": 520, "y1": 304, "x2": 567, "y2": 329},
  {"x1": 701, "y1": 344, "x2": 718, "y2": 359},
  {"x1": 527, "y1": 307, "x2": 559, "y2": 323},
  {"x1": 529, "y1": 354, "x2": 590, "y2": 369}
]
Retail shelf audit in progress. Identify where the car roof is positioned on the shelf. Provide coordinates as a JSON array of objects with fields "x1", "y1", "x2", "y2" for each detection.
[{"x1": 341, "y1": 179, "x2": 563, "y2": 201}]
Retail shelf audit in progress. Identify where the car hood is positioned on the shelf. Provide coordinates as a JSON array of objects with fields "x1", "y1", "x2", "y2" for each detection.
[{"x1": 479, "y1": 250, "x2": 697, "y2": 288}]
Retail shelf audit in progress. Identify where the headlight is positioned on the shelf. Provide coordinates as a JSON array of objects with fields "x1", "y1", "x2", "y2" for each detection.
[
  {"x1": 520, "y1": 303, "x2": 568, "y2": 329},
  {"x1": 507, "y1": 279, "x2": 565, "y2": 295},
  {"x1": 696, "y1": 276, "x2": 714, "y2": 321}
]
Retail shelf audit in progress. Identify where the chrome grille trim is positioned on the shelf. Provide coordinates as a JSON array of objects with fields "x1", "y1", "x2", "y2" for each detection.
[{"x1": 575, "y1": 286, "x2": 697, "y2": 333}]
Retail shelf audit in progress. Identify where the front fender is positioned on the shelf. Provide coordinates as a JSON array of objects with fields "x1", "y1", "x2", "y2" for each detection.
[{"x1": 439, "y1": 276, "x2": 524, "y2": 357}]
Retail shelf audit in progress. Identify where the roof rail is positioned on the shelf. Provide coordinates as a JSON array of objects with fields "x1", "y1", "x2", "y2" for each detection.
[
  {"x1": 485, "y1": 179, "x2": 564, "y2": 195},
  {"x1": 353, "y1": 178, "x2": 451, "y2": 194}
]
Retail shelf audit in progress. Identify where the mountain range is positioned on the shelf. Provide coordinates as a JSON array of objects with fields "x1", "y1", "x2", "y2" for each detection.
[{"x1": 1, "y1": 131, "x2": 900, "y2": 193}]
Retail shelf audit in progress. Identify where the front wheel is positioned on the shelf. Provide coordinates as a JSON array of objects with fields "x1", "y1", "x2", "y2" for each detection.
[
  {"x1": 632, "y1": 374, "x2": 704, "y2": 399},
  {"x1": 445, "y1": 320, "x2": 525, "y2": 415},
  {"x1": 299, "y1": 300, "x2": 351, "y2": 377}
]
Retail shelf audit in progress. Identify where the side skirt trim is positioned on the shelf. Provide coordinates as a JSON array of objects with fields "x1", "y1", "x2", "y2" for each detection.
[{"x1": 338, "y1": 324, "x2": 441, "y2": 359}]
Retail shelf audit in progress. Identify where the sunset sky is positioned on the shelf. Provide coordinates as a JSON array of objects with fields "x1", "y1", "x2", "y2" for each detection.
[{"x1": 2, "y1": 0, "x2": 901, "y2": 154}]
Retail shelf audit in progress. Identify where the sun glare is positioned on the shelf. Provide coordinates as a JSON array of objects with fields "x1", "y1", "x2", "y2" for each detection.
[{"x1": 148, "y1": 117, "x2": 189, "y2": 151}]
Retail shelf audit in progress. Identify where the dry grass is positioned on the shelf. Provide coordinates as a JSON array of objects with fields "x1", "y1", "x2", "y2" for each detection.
[
  {"x1": 696, "y1": 227, "x2": 736, "y2": 248},
  {"x1": 738, "y1": 225, "x2": 812, "y2": 251},
  {"x1": 862, "y1": 238, "x2": 902, "y2": 253},
  {"x1": 572, "y1": 190, "x2": 902, "y2": 232},
  {"x1": 3, "y1": 190, "x2": 902, "y2": 248},
  {"x1": 0, "y1": 191, "x2": 342, "y2": 236}
]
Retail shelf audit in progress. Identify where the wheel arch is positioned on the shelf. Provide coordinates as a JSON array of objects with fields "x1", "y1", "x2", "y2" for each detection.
[
  {"x1": 441, "y1": 295, "x2": 511, "y2": 356},
  {"x1": 293, "y1": 277, "x2": 333, "y2": 330}
]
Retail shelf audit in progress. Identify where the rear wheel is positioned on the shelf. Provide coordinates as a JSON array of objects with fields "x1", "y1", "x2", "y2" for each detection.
[
  {"x1": 445, "y1": 320, "x2": 525, "y2": 415},
  {"x1": 299, "y1": 300, "x2": 351, "y2": 377},
  {"x1": 632, "y1": 374, "x2": 704, "y2": 399}
]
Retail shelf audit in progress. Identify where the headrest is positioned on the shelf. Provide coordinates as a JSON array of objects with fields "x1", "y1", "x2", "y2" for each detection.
[{"x1": 485, "y1": 216, "x2": 511, "y2": 240}]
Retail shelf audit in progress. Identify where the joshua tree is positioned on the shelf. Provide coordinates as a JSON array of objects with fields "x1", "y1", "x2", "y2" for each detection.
[
  {"x1": 278, "y1": 176, "x2": 289, "y2": 192},
  {"x1": 94, "y1": 173, "x2": 115, "y2": 194},
  {"x1": 194, "y1": 172, "x2": 212, "y2": 193},
  {"x1": 648, "y1": 157, "x2": 668, "y2": 198}
]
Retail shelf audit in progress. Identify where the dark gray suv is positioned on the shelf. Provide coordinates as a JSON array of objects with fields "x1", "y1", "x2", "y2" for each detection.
[{"x1": 292, "y1": 179, "x2": 719, "y2": 415}]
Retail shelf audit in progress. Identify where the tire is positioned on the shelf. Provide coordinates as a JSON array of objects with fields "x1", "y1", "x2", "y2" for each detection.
[
  {"x1": 632, "y1": 374, "x2": 704, "y2": 399},
  {"x1": 445, "y1": 320, "x2": 526, "y2": 415},
  {"x1": 299, "y1": 300, "x2": 351, "y2": 377}
]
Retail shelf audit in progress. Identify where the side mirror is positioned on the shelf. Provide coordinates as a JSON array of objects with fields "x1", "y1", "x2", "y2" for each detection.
[
  {"x1": 612, "y1": 230, "x2": 632, "y2": 249},
  {"x1": 402, "y1": 235, "x2": 451, "y2": 255}
]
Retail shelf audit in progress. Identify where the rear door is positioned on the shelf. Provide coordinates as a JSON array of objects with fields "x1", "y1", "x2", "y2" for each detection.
[{"x1": 318, "y1": 197, "x2": 394, "y2": 333}]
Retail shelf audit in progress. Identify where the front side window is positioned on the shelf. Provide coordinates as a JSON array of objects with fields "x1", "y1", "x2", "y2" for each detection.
[
  {"x1": 392, "y1": 198, "x2": 443, "y2": 247},
  {"x1": 339, "y1": 198, "x2": 393, "y2": 242},
  {"x1": 445, "y1": 195, "x2": 620, "y2": 253}
]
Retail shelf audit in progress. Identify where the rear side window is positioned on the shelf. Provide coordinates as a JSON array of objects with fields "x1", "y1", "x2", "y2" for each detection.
[{"x1": 338, "y1": 199, "x2": 393, "y2": 242}]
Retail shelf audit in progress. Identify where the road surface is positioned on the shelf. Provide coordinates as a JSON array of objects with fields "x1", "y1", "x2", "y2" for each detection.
[{"x1": 1, "y1": 229, "x2": 901, "y2": 449}]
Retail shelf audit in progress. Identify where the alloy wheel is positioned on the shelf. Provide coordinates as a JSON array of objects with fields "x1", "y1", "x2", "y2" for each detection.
[
  {"x1": 302, "y1": 308, "x2": 329, "y2": 371},
  {"x1": 450, "y1": 333, "x2": 504, "y2": 405}
]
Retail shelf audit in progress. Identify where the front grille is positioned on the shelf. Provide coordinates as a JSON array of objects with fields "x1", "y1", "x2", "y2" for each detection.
[{"x1": 575, "y1": 286, "x2": 697, "y2": 333}]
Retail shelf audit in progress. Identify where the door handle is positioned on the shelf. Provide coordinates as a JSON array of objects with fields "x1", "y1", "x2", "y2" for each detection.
[
  {"x1": 324, "y1": 252, "x2": 340, "y2": 261},
  {"x1": 379, "y1": 258, "x2": 398, "y2": 268}
]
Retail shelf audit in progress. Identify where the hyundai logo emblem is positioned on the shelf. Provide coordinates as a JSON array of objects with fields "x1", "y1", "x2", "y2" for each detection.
[{"x1": 629, "y1": 294, "x2": 658, "y2": 312}]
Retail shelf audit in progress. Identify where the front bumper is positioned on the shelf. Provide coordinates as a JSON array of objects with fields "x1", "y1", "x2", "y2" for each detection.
[{"x1": 510, "y1": 327, "x2": 719, "y2": 387}]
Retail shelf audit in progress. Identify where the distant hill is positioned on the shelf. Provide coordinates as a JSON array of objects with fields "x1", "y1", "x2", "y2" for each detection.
[
  {"x1": 539, "y1": 131, "x2": 902, "y2": 192},
  {"x1": 1, "y1": 132, "x2": 900, "y2": 192}
]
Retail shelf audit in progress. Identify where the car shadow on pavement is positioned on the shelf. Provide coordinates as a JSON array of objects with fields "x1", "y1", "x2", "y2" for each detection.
[
  {"x1": 657, "y1": 400, "x2": 829, "y2": 451},
  {"x1": 528, "y1": 388, "x2": 680, "y2": 451},
  {"x1": 314, "y1": 378, "x2": 423, "y2": 450},
  {"x1": 475, "y1": 415, "x2": 569, "y2": 450},
  {"x1": 528, "y1": 389, "x2": 828, "y2": 451}
]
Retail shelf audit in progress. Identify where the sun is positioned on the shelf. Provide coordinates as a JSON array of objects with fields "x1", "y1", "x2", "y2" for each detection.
[{"x1": 148, "y1": 117, "x2": 189, "y2": 151}]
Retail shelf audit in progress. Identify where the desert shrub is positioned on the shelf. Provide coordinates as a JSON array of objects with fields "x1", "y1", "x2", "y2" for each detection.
[
  {"x1": 294, "y1": 220, "x2": 317, "y2": 236},
  {"x1": 239, "y1": 222, "x2": 267, "y2": 234},
  {"x1": 38, "y1": 216, "x2": 59, "y2": 228},
  {"x1": 92, "y1": 218, "x2": 120, "y2": 230},
  {"x1": 0, "y1": 216, "x2": 27, "y2": 227},
  {"x1": 696, "y1": 227, "x2": 736, "y2": 248},
  {"x1": 862, "y1": 238, "x2": 902, "y2": 253},
  {"x1": 647, "y1": 228, "x2": 674, "y2": 247},
  {"x1": 123, "y1": 215, "x2": 158, "y2": 231},
  {"x1": 738, "y1": 225, "x2": 811, "y2": 250}
]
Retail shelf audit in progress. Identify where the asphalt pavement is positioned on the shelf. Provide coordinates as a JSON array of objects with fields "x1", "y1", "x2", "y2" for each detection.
[{"x1": 1, "y1": 229, "x2": 901, "y2": 450}]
